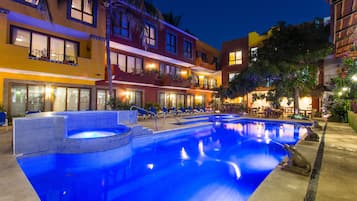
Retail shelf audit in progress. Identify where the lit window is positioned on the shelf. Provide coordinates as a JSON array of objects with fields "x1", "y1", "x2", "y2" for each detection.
[
  {"x1": 118, "y1": 54, "x2": 126, "y2": 72},
  {"x1": 144, "y1": 24, "x2": 156, "y2": 46},
  {"x1": 71, "y1": 0, "x2": 93, "y2": 24},
  {"x1": 31, "y1": 33, "x2": 48, "y2": 58},
  {"x1": 67, "y1": 88, "x2": 79, "y2": 111},
  {"x1": 183, "y1": 40, "x2": 193, "y2": 59},
  {"x1": 11, "y1": 27, "x2": 79, "y2": 64},
  {"x1": 96, "y1": 89, "x2": 112, "y2": 110},
  {"x1": 111, "y1": 52, "x2": 142, "y2": 73},
  {"x1": 126, "y1": 91, "x2": 143, "y2": 107},
  {"x1": 250, "y1": 47, "x2": 258, "y2": 62},
  {"x1": 12, "y1": 28, "x2": 30, "y2": 47},
  {"x1": 112, "y1": 12, "x2": 129, "y2": 38},
  {"x1": 65, "y1": 41, "x2": 78, "y2": 64},
  {"x1": 159, "y1": 63, "x2": 165, "y2": 75},
  {"x1": 229, "y1": 50, "x2": 242, "y2": 65},
  {"x1": 110, "y1": 52, "x2": 118, "y2": 65},
  {"x1": 127, "y1": 56, "x2": 135, "y2": 73},
  {"x1": 229, "y1": 72, "x2": 240, "y2": 82},
  {"x1": 166, "y1": 32, "x2": 177, "y2": 53},
  {"x1": 209, "y1": 79, "x2": 217, "y2": 89},
  {"x1": 50, "y1": 38, "x2": 65, "y2": 62},
  {"x1": 203, "y1": 78, "x2": 208, "y2": 89},
  {"x1": 24, "y1": 0, "x2": 39, "y2": 5}
]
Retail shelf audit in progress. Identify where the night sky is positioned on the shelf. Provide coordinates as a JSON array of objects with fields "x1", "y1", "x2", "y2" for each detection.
[{"x1": 151, "y1": 0, "x2": 331, "y2": 50}]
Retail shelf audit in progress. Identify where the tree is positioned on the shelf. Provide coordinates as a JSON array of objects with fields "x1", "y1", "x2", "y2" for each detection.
[
  {"x1": 162, "y1": 11, "x2": 182, "y2": 27},
  {"x1": 227, "y1": 20, "x2": 331, "y2": 114},
  {"x1": 37, "y1": 0, "x2": 161, "y2": 98}
]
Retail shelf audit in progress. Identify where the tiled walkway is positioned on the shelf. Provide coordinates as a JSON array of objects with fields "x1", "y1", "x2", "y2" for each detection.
[{"x1": 0, "y1": 117, "x2": 357, "y2": 201}]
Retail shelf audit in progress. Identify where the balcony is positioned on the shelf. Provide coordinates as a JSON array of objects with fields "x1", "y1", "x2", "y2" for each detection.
[
  {"x1": 158, "y1": 75, "x2": 192, "y2": 88},
  {"x1": 0, "y1": 44, "x2": 103, "y2": 79},
  {"x1": 112, "y1": 66, "x2": 161, "y2": 85},
  {"x1": 112, "y1": 65, "x2": 193, "y2": 88}
]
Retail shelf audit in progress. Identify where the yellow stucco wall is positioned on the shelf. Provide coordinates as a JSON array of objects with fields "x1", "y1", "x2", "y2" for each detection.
[
  {"x1": 0, "y1": 72, "x2": 95, "y2": 105},
  {"x1": 0, "y1": 77, "x2": 3, "y2": 105},
  {"x1": 0, "y1": 1, "x2": 106, "y2": 36},
  {"x1": 0, "y1": 14, "x2": 105, "y2": 79},
  {"x1": 0, "y1": 1, "x2": 107, "y2": 106}
]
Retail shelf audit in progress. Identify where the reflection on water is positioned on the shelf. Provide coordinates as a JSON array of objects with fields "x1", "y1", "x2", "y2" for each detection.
[
  {"x1": 18, "y1": 120, "x2": 310, "y2": 201},
  {"x1": 224, "y1": 120, "x2": 307, "y2": 144}
]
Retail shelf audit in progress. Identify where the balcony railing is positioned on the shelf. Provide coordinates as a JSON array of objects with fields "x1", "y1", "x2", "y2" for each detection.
[
  {"x1": 111, "y1": 65, "x2": 216, "y2": 89},
  {"x1": 28, "y1": 49, "x2": 78, "y2": 66},
  {"x1": 195, "y1": 57, "x2": 216, "y2": 70}
]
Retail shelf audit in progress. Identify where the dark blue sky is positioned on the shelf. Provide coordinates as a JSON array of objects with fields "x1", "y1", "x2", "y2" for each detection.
[{"x1": 151, "y1": 0, "x2": 330, "y2": 49}]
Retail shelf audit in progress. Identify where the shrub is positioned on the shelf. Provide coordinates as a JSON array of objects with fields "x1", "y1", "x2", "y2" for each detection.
[
  {"x1": 106, "y1": 97, "x2": 131, "y2": 110},
  {"x1": 327, "y1": 99, "x2": 348, "y2": 122}
]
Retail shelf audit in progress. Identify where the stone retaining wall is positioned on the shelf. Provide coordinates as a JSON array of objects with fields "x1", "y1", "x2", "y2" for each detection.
[{"x1": 348, "y1": 111, "x2": 357, "y2": 132}]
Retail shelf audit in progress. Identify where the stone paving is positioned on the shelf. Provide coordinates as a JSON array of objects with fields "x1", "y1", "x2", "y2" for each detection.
[{"x1": 0, "y1": 116, "x2": 356, "y2": 201}]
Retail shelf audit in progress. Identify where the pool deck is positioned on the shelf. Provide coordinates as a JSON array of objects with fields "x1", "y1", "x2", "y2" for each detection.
[{"x1": 1, "y1": 115, "x2": 357, "y2": 201}]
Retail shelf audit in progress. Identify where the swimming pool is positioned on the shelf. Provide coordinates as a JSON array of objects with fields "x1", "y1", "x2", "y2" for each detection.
[
  {"x1": 18, "y1": 119, "x2": 309, "y2": 201},
  {"x1": 174, "y1": 114, "x2": 240, "y2": 125},
  {"x1": 67, "y1": 126, "x2": 130, "y2": 139}
]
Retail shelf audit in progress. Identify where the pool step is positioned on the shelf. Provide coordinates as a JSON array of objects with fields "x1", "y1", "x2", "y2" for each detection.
[{"x1": 131, "y1": 125, "x2": 154, "y2": 137}]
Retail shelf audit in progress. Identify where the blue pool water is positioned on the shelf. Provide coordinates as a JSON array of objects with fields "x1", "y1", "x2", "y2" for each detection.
[
  {"x1": 67, "y1": 126, "x2": 130, "y2": 139},
  {"x1": 175, "y1": 114, "x2": 240, "y2": 125},
  {"x1": 183, "y1": 114, "x2": 240, "y2": 120},
  {"x1": 18, "y1": 120, "x2": 310, "y2": 201}
]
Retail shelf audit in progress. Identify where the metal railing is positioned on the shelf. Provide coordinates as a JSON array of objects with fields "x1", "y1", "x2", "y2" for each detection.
[{"x1": 130, "y1": 105, "x2": 158, "y2": 131}]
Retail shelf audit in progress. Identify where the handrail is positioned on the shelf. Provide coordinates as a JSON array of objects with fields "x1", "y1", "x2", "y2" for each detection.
[{"x1": 130, "y1": 105, "x2": 158, "y2": 131}]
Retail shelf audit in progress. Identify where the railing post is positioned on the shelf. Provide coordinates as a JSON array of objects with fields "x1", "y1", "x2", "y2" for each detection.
[{"x1": 130, "y1": 105, "x2": 159, "y2": 131}]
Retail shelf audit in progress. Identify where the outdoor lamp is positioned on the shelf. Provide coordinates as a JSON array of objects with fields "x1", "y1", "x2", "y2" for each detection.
[
  {"x1": 352, "y1": 74, "x2": 357, "y2": 82},
  {"x1": 342, "y1": 87, "x2": 350, "y2": 91}
]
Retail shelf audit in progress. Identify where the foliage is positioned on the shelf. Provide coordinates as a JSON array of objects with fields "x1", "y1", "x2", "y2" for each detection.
[
  {"x1": 0, "y1": 104, "x2": 5, "y2": 112},
  {"x1": 329, "y1": 56, "x2": 357, "y2": 122},
  {"x1": 162, "y1": 11, "x2": 182, "y2": 27},
  {"x1": 326, "y1": 98, "x2": 348, "y2": 122},
  {"x1": 144, "y1": 102, "x2": 159, "y2": 110},
  {"x1": 106, "y1": 97, "x2": 131, "y2": 110},
  {"x1": 224, "y1": 20, "x2": 331, "y2": 113}
]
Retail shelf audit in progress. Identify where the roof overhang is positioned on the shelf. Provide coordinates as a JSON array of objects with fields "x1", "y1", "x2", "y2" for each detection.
[
  {"x1": 191, "y1": 66, "x2": 216, "y2": 74},
  {"x1": 110, "y1": 41, "x2": 195, "y2": 68},
  {"x1": 8, "y1": 11, "x2": 90, "y2": 39}
]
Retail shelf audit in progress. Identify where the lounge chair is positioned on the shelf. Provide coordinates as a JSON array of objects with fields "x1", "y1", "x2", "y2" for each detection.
[
  {"x1": 137, "y1": 108, "x2": 149, "y2": 120},
  {"x1": 158, "y1": 107, "x2": 169, "y2": 118},
  {"x1": 0, "y1": 112, "x2": 6, "y2": 126},
  {"x1": 178, "y1": 107, "x2": 187, "y2": 115},
  {"x1": 186, "y1": 106, "x2": 194, "y2": 114},
  {"x1": 148, "y1": 106, "x2": 158, "y2": 118}
]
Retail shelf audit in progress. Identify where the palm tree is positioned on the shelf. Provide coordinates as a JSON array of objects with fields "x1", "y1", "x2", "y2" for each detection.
[{"x1": 37, "y1": 0, "x2": 161, "y2": 98}]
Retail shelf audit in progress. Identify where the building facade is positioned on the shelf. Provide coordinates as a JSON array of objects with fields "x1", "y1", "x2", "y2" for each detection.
[
  {"x1": 330, "y1": 0, "x2": 357, "y2": 58},
  {"x1": 96, "y1": 6, "x2": 221, "y2": 110},
  {"x1": 0, "y1": 1, "x2": 222, "y2": 116},
  {"x1": 0, "y1": 0, "x2": 106, "y2": 116}
]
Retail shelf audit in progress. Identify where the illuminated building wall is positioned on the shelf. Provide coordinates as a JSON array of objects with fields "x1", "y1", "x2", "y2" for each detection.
[
  {"x1": 330, "y1": 0, "x2": 357, "y2": 58},
  {"x1": 0, "y1": 0, "x2": 105, "y2": 115}
]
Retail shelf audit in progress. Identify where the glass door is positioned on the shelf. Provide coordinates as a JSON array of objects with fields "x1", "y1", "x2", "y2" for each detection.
[
  {"x1": 10, "y1": 84, "x2": 27, "y2": 116},
  {"x1": 27, "y1": 85, "x2": 45, "y2": 112},
  {"x1": 53, "y1": 87, "x2": 67, "y2": 111}
]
